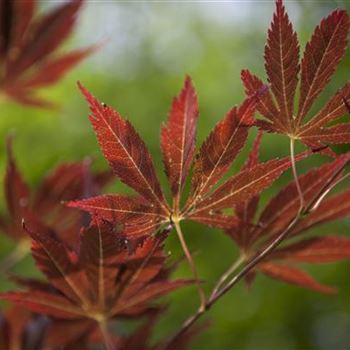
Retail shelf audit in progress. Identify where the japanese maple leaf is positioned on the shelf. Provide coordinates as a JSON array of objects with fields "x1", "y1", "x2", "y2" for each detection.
[
  {"x1": 241, "y1": 0, "x2": 350, "y2": 150},
  {"x1": 226, "y1": 134, "x2": 350, "y2": 293},
  {"x1": 0, "y1": 0, "x2": 93, "y2": 108},
  {"x1": 0, "y1": 139, "x2": 111, "y2": 270},
  {"x1": 0, "y1": 222, "x2": 191, "y2": 348},
  {"x1": 69, "y1": 77, "x2": 303, "y2": 245},
  {"x1": 68, "y1": 77, "x2": 304, "y2": 307}
]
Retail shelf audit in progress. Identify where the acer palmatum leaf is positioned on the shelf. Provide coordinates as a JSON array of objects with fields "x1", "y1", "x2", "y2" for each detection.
[
  {"x1": 0, "y1": 0, "x2": 93, "y2": 108},
  {"x1": 242, "y1": 0, "x2": 350, "y2": 148},
  {"x1": 73, "y1": 79, "x2": 299, "y2": 233},
  {"x1": 0, "y1": 223, "x2": 191, "y2": 348}
]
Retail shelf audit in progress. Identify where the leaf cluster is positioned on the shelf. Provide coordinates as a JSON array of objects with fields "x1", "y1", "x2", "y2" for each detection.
[{"x1": 2, "y1": 1, "x2": 350, "y2": 349}]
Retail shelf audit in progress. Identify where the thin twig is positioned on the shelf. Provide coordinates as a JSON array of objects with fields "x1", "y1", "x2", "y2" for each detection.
[
  {"x1": 99, "y1": 320, "x2": 116, "y2": 350},
  {"x1": 161, "y1": 167, "x2": 346, "y2": 350},
  {"x1": 159, "y1": 212, "x2": 302, "y2": 350},
  {"x1": 160, "y1": 145, "x2": 350, "y2": 350},
  {"x1": 211, "y1": 255, "x2": 245, "y2": 297},
  {"x1": 290, "y1": 138, "x2": 304, "y2": 212},
  {"x1": 174, "y1": 220, "x2": 206, "y2": 311}
]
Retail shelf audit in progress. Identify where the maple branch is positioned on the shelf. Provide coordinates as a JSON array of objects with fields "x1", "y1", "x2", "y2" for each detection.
[
  {"x1": 290, "y1": 138, "x2": 304, "y2": 211},
  {"x1": 211, "y1": 254, "x2": 246, "y2": 297},
  {"x1": 0, "y1": 239, "x2": 31, "y2": 275},
  {"x1": 160, "y1": 212, "x2": 302, "y2": 350},
  {"x1": 161, "y1": 169, "x2": 346, "y2": 350},
  {"x1": 173, "y1": 220, "x2": 206, "y2": 311}
]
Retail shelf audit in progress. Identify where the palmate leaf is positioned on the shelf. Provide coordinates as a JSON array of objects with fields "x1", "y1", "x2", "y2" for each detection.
[
  {"x1": 226, "y1": 148, "x2": 350, "y2": 293},
  {"x1": 242, "y1": 0, "x2": 350, "y2": 148},
  {"x1": 0, "y1": 0, "x2": 92, "y2": 107},
  {"x1": 73, "y1": 78, "x2": 301, "y2": 241},
  {"x1": 0, "y1": 222, "x2": 191, "y2": 343}
]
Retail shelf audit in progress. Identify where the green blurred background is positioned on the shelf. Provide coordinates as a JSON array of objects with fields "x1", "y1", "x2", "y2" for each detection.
[{"x1": 1, "y1": 1, "x2": 350, "y2": 349}]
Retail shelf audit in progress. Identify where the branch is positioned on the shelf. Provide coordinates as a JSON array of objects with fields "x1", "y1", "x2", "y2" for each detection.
[
  {"x1": 99, "y1": 319, "x2": 116, "y2": 350},
  {"x1": 159, "y1": 212, "x2": 301, "y2": 350},
  {"x1": 160, "y1": 159, "x2": 350, "y2": 350},
  {"x1": 174, "y1": 220, "x2": 206, "y2": 311},
  {"x1": 211, "y1": 255, "x2": 245, "y2": 297}
]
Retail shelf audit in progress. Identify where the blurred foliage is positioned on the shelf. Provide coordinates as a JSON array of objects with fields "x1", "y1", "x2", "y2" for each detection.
[{"x1": 1, "y1": 1, "x2": 350, "y2": 349}]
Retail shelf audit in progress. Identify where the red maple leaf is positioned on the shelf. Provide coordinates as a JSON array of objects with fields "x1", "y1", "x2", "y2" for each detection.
[
  {"x1": 241, "y1": 0, "x2": 350, "y2": 150},
  {"x1": 70, "y1": 77, "x2": 296, "y2": 235},
  {"x1": 0, "y1": 0, "x2": 93, "y2": 108},
  {"x1": 0, "y1": 223, "x2": 191, "y2": 347}
]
